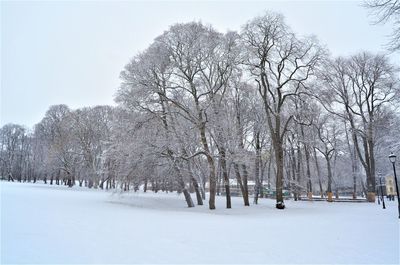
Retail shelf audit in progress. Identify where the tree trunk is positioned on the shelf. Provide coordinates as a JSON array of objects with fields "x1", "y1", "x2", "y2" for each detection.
[
  {"x1": 219, "y1": 148, "x2": 231, "y2": 208},
  {"x1": 326, "y1": 156, "x2": 333, "y2": 202},
  {"x1": 352, "y1": 148, "x2": 358, "y2": 200},
  {"x1": 199, "y1": 124, "x2": 216, "y2": 210},
  {"x1": 254, "y1": 131, "x2": 261, "y2": 204},
  {"x1": 304, "y1": 144, "x2": 312, "y2": 198},
  {"x1": 216, "y1": 161, "x2": 222, "y2": 196},
  {"x1": 267, "y1": 153, "x2": 272, "y2": 190},
  {"x1": 290, "y1": 144, "x2": 297, "y2": 201},
  {"x1": 259, "y1": 151, "x2": 268, "y2": 198},
  {"x1": 182, "y1": 189, "x2": 194, "y2": 208},
  {"x1": 175, "y1": 164, "x2": 194, "y2": 208},
  {"x1": 313, "y1": 148, "x2": 324, "y2": 198},
  {"x1": 360, "y1": 177, "x2": 368, "y2": 198},
  {"x1": 348, "y1": 112, "x2": 375, "y2": 202},
  {"x1": 185, "y1": 158, "x2": 203, "y2": 206},
  {"x1": 191, "y1": 176, "x2": 203, "y2": 206},
  {"x1": 296, "y1": 141, "x2": 303, "y2": 199},
  {"x1": 67, "y1": 172, "x2": 73, "y2": 188},
  {"x1": 344, "y1": 123, "x2": 358, "y2": 199},
  {"x1": 234, "y1": 163, "x2": 249, "y2": 206},
  {"x1": 367, "y1": 125, "x2": 376, "y2": 201},
  {"x1": 274, "y1": 142, "x2": 285, "y2": 209},
  {"x1": 241, "y1": 164, "x2": 250, "y2": 206}
]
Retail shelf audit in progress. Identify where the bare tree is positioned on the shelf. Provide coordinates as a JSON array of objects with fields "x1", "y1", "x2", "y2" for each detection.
[
  {"x1": 365, "y1": 0, "x2": 400, "y2": 51},
  {"x1": 317, "y1": 52, "x2": 399, "y2": 202},
  {"x1": 154, "y1": 22, "x2": 237, "y2": 209},
  {"x1": 0, "y1": 124, "x2": 27, "y2": 182},
  {"x1": 36, "y1": 105, "x2": 77, "y2": 187},
  {"x1": 313, "y1": 114, "x2": 341, "y2": 202},
  {"x1": 241, "y1": 12, "x2": 324, "y2": 209}
]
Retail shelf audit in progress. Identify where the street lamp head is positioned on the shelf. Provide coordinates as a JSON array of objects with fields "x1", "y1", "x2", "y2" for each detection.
[{"x1": 389, "y1": 153, "x2": 396, "y2": 164}]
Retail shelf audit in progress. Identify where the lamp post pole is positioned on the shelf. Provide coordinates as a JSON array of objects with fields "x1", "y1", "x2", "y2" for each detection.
[{"x1": 389, "y1": 153, "x2": 400, "y2": 219}]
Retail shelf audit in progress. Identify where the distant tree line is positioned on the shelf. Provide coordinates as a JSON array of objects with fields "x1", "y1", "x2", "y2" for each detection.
[{"x1": 1, "y1": 11, "x2": 399, "y2": 210}]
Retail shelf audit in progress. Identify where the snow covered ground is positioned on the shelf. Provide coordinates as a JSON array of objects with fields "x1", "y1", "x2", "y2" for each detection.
[{"x1": 1, "y1": 182, "x2": 399, "y2": 264}]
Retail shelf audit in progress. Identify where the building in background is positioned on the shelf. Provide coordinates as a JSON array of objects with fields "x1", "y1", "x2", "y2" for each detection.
[{"x1": 385, "y1": 176, "x2": 397, "y2": 196}]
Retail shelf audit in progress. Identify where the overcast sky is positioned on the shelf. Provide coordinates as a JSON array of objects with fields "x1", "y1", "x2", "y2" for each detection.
[{"x1": 1, "y1": 0, "x2": 398, "y2": 128}]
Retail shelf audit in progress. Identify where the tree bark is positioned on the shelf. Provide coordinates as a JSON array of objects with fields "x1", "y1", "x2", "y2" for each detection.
[
  {"x1": 175, "y1": 164, "x2": 194, "y2": 208},
  {"x1": 254, "y1": 131, "x2": 261, "y2": 204},
  {"x1": 186, "y1": 160, "x2": 203, "y2": 206},
  {"x1": 233, "y1": 163, "x2": 249, "y2": 206},
  {"x1": 313, "y1": 148, "x2": 324, "y2": 198},
  {"x1": 219, "y1": 148, "x2": 231, "y2": 208},
  {"x1": 241, "y1": 164, "x2": 250, "y2": 206},
  {"x1": 303, "y1": 142, "x2": 312, "y2": 197},
  {"x1": 274, "y1": 141, "x2": 285, "y2": 209},
  {"x1": 199, "y1": 123, "x2": 217, "y2": 210}
]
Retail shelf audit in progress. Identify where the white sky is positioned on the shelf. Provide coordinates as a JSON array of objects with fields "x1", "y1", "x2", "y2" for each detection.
[{"x1": 1, "y1": 0, "x2": 398, "y2": 128}]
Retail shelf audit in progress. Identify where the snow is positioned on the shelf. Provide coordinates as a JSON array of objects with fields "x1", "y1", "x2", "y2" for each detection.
[{"x1": 1, "y1": 182, "x2": 399, "y2": 264}]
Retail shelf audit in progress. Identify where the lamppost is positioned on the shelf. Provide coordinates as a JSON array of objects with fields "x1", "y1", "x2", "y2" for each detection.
[{"x1": 388, "y1": 153, "x2": 400, "y2": 219}]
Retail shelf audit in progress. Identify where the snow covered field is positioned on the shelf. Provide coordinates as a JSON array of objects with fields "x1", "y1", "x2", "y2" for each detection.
[{"x1": 1, "y1": 182, "x2": 399, "y2": 264}]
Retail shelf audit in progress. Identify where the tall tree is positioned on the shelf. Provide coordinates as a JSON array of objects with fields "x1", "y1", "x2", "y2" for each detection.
[
  {"x1": 313, "y1": 113, "x2": 341, "y2": 202},
  {"x1": 241, "y1": 12, "x2": 324, "y2": 209},
  {"x1": 154, "y1": 22, "x2": 237, "y2": 209},
  {"x1": 317, "y1": 53, "x2": 399, "y2": 201}
]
